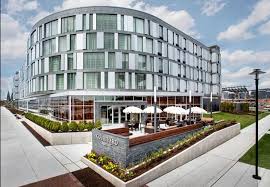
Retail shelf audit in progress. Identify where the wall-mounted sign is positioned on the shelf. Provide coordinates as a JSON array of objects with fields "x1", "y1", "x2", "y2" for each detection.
[{"x1": 95, "y1": 134, "x2": 119, "y2": 146}]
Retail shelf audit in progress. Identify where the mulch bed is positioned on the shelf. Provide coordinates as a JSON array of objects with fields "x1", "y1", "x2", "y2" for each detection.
[
  {"x1": 21, "y1": 121, "x2": 51, "y2": 146},
  {"x1": 72, "y1": 168, "x2": 114, "y2": 187},
  {"x1": 22, "y1": 168, "x2": 114, "y2": 187}
]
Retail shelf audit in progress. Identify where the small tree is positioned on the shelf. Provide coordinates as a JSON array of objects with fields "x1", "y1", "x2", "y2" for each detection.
[
  {"x1": 7, "y1": 91, "x2": 10, "y2": 101},
  {"x1": 10, "y1": 93, "x2": 13, "y2": 101}
]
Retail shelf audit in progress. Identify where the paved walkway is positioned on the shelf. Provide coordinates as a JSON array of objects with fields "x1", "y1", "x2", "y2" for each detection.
[
  {"x1": 1, "y1": 107, "x2": 68, "y2": 187},
  {"x1": 148, "y1": 115, "x2": 270, "y2": 187}
]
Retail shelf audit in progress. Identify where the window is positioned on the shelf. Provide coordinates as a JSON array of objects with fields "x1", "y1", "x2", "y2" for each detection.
[
  {"x1": 61, "y1": 16, "x2": 75, "y2": 33},
  {"x1": 56, "y1": 74, "x2": 64, "y2": 90},
  {"x1": 134, "y1": 18, "x2": 144, "y2": 34},
  {"x1": 137, "y1": 55, "x2": 146, "y2": 71},
  {"x1": 137, "y1": 36, "x2": 143, "y2": 52},
  {"x1": 89, "y1": 14, "x2": 93, "y2": 30},
  {"x1": 146, "y1": 38, "x2": 153, "y2": 53},
  {"x1": 49, "y1": 55, "x2": 61, "y2": 72},
  {"x1": 40, "y1": 59, "x2": 44, "y2": 73},
  {"x1": 39, "y1": 76, "x2": 44, "y2": 91},
  {"x1": 158, "y1": 75, "x2": 162, "y2": 90},
  {"x1": 115, "y1": 73, "x2": 125, "y2": 89},
  {"x1": 136, "y1": 74, "x2": 146, "y2": 89},
  {"x1": 158, "y1": 41, "x2": 162, "y2": 54},
  {"x1": 67, "y1": 53, "x2": 74, "y2": 70},
  {"x1": 58, "y1": 35, "x2": 66, "y2": 52},
  {"x1": 159, "y1": 25, "x2": 163, "y2": 38},
  {"x1": 84, "y1": 73, "x2": 100, "y2": 89},
  {"x1": 108, "y1": 52, "x2": 115, "y2": 68},
  {"x1": 67, "y1": 73, "x2": 76, "y2": 89},
  {"x1": 43, "y1": 38, "x2": 56, "y2": 56},
  {"x1": 45, "y1": 20, "x2": 58, "y2": 37},
  {"x1": 39, "y1": 26, "x2": 42, "y2": 40},
  {"x1": 86, "y1": 33, "x2": 96, "y2": 49},
  {"x1": 84, "y1": 52, "x2": 105, "y2": 69},
  {"x1": 70, "y1": 34, "x2": 76, "y2": 50},
  {"x1": 122, "y1": 53, "x2": 129, "y2": 69},
  {"x1": 158, "y1": 58, "x2": 162, "y2": 73},
  {"x1": 104, "y1": 33, "x2": 114, "y2": 49},
  {"x1": 96, "y1": 14, "x2": 117, "y2": 30},
  {"x1": 30, "y1": 30, "x2": 36, "y2": 46},
  {"x1": 121, "y1": 15, "x2": 124, "y2": 30},
  {"x1": 147, "y1": 56, "x2": 154, "y2": 71},
  {"x1": 118, "y1": 34, "x2": 131, "y2": 50}
]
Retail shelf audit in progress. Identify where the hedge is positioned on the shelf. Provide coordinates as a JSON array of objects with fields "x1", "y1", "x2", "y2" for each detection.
[
  {"x1": 220, "y1": 102, "x2": 249, "y2": 113},
  {"x1": 24, "y1": 112, "x2": 102, "y2": 133}
]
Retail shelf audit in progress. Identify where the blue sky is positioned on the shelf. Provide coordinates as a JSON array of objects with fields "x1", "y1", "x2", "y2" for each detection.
[{"x1": 1, "y1": 0, "x2": 270, "y2": 99}]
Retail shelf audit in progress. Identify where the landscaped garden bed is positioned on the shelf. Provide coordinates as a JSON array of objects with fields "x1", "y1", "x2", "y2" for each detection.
[
  {"x1": 23, "y1": 113, "x2": 101, "y2": 145},
  {"x1": 82, "y1": 121, "x2": 240, "y2": 187}
]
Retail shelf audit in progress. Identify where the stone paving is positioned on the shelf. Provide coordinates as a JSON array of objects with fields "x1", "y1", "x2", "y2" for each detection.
[
  {"x1": 0, "y1": 107, "x2": 67, "y2": 187},
  {"x1": 147, "y1": 115, "x2": 270, "y2": 187}
]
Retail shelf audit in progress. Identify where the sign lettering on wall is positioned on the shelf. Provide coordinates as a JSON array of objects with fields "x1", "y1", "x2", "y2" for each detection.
[{"x1": 95, "y1": 134, "x2": 119, "y2": 146}]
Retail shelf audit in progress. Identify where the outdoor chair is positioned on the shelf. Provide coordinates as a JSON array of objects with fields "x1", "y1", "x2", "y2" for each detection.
[{"x1": 133, "y1": 122, "x2": 140, "y2": 131}]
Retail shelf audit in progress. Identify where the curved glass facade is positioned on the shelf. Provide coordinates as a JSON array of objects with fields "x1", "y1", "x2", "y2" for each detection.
[{"x1": 16, "y1": 7, "x2": 221, "y2": 122}]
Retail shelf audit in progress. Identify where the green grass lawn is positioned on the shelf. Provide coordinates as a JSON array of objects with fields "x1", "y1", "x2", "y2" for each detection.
[
  {"x1": 239, "y1": 134, "x2": 270, "y2": 169},
  {"x1": 205, "y1": 112, "x2": 269, "y2": 129}
]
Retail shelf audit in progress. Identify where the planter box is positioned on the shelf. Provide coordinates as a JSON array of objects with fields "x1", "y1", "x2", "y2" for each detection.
[
  {"x1": 81, "y1": 123, "x2": 240, "y2": 187},
  {"x1": 23, "y1": 118, "x2": 92, "y2": 145}
]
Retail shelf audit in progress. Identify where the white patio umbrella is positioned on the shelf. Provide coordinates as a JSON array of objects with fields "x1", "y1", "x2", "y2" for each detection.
[
  {"x1": 190, "y1": 107, "x2": 207, "y2": 114},
  {"x1": 123, "y1": 106, "x2": 142, "y2": 114},
  {"x1": 142, "y1": 106, "x2": 163, "y2": 114}
]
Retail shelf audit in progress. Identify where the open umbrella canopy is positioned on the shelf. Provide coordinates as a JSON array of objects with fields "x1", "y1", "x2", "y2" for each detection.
[
  {"x1": 164, "y1": 106, "x2": 187, "y2": 114},
  {"x1": 142, "y1": 106, "x2": 163, "y2": 114},
  {"x1": 189, "y1": 106, "x2": 207, "y2": 114},
  {"x1": 123, "y1": 106, "x2": 142, "y2": 114}
]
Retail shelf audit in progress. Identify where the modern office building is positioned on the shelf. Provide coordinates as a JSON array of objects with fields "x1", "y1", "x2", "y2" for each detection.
[{"x1": 16, "y1": 6, "x2": 221, "y2": 124}]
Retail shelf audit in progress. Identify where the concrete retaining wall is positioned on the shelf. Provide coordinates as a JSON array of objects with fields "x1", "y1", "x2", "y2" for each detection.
[
  {"x1": 82, "y1": 123, "x2": 240, "y2": 187},
  {"x1": 24, "y1": 118, "x2": 92, "y2": 145}
]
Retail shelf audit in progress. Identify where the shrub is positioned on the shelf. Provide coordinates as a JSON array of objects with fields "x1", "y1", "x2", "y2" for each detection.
[
  {"x1": 86, "y1": 121, "x2": 94, "y2": 131},
  {"x1": 60, "y1": 122, "x2": 69, "y2": 132},
  {"x1": 78, "y1": 122, "x2": 86, "y2": 131},
  {"x1": 69, "y1": 122, "x2": 78, "y2": 132},
  {"x1": 51, "y1": 122, "x2": 61, "y2": 132},
  {"x1": 94, "y1": 120, "x2": 102, "y2": 130}
]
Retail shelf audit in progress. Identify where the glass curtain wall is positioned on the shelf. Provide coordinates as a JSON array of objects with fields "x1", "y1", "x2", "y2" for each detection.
[
  {"x1": 43, "y1": 38, "x2": 56, "y2": 56},
  {"x1": 49, "y1": 55, "x2": 61, "y2": 72},
  {"x1": 67, "y1": 73, "x2": 76, "y2": 89},
  {"x1": 67, "y1": 53, "x2": 74, "y2": 70},
  {"x1": 118, "y1": 34, "x2": 131, "y2": 50},
  {"x1": 134, "y1": 18, "x2": 144, "y2": 34},
  {"x1": 136, "y1": 55, "x2": 146, "y2": 70},
  {"x1": 45, "y1": 20, "x2": 58, "y2": 38},
  {"x1": 61, "y1": 16, "x2": 75, "y2": 33},
  {"x1": 108, "y1": 52, "x2": 115, "y2": 68},
  {"x1": 56, "y1": 74, "x2": 64, "y2": 90},
  {"x1": 122, "y1": 53, "x2": 129, "y2": 69},
  {"x1": 86, "y1": 33, "x2": 97, "y2": 49},
  {"x1": 96, "y1": 14, "x2": 117, "y2": 30},
  {"x1": 104, "y1": 33, "x2": 114, "y2": 49},
  {"x1": 115, "y1": 73, "x2": 125, "y2": 89},
  {"x1": 84, "y1": 52, "x2": 105, "y2": 69},
  {"x1": 84, "y1": 73, "x2": 100, "y2": 89},
  {"x1": 136, "y1": 74, "x2": 146, "y2": 89},
  {"x1": 70, "y1": 34, "x2": 76, "y2": 50},
  {"x1": 58, "y1": 35, "x2": 67, "y2": 52}
]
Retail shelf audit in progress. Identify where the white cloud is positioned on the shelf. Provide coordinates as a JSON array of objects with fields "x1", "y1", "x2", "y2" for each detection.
[
  {"x1": 221, "y1": 49, "x2": 270, "y2": 66},
  {"x1": 258, "y1": 20, "x2": 270, "y2": 35},
  {"x1": 1, "y1": 14, "x2": 28, "y2": 61},
  {"x1": 6, "y1": 0, "x2": 38, "y2": 15},
  {"x1": 217, "y1": 0, "x2": 270, "y2": 41},
  {"x1": 27, "y1": 11, "x2": 50, "y2": 26},
  {"x1": 53, "y1": 0, "x2": 200, "y2": 38},
  {"x1": 201, "y1": 0, "x2": 226, "y2": 16}
]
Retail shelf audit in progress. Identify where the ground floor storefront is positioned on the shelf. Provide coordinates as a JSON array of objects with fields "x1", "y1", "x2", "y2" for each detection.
[{"x1": 18, "y1": 93, "x2": 220, "y2": 124}]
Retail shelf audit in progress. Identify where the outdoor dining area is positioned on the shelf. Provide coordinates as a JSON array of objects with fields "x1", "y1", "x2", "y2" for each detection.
[{"x1": 122, "y1": 105, "x2": 209, "y2": 136}]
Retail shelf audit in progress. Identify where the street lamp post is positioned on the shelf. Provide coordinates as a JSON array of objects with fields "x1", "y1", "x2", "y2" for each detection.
[
  {"x1": 154, "y1": 86, "x2": 157, "y2": 133},
  {"x1": 210, "y1": 92, "x2": 213, "y2": 118},
  {"x1": 249, "y1": 69, "x2": 265, "y2": 180},
  {"x1": 189, "y1": 90, "x2": 191, "y2": 125}
]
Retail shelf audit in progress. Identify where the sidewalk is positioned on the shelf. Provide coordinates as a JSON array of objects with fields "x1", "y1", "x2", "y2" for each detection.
[
  {"x1": 147, "y1": 115, "x2": 270, "y2": 187},
  {"x1": 0, "y1": 107, "x2": 67, "y2": 187}
]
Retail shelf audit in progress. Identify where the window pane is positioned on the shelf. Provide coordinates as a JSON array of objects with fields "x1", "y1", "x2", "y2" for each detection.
[
  {"x1": 84, "y1": 73, "x2": 100, "y2": 89},
  {"x1": 61, "y1": 16, "x2": 75, "y2": 33},
  {"x1": 115, "y1": 73, "x2": 125, "y2": 89},
  {"x1": 122, "y1": 53, "x2": 129, "y2": 70},
  {"x1": 59, "y1": 35, "x2": 67, "y2": 52},
  {"x1": 118, "y1": 34, "x2": 131, "y2": 50},
  {"x1": 83, "y1": 52, "x2": 105, "y2": 69},
  {"x1": 146, "y1": 38, "x2": 153, "y2": 53},
  {"x1": 51, "y1": 20, "x2": 58, "y2": 36},
  {"x1": 137, "y1": 36, "x2": 143, "y2": 52},
  {"x1": 56, "y1": 74, "x2": 64, "y2": 90},
  {"x1": 49, "y1": 55, "x2": 61, "y2": 72},
  {"x1": 67, "y1": 53, "x2": 73, "y2": 70},
  {"x1": 104, "y1": 33, "x2": 114, "y2": 49},
  {"x1": 70, "y1": 34, "x2": 76, "y2": 50},
  {"x1": 108, "y1": 52, "x2": 115, "y2": 68},
  {"x1": 86, "y1": 33, "x2": 96, "y2": 49},
  {"x1": 136, "y1": 74, "x2": 146, "y2": 89},
  {"x1": 96, "y1": 14, "x2": 117, "y2": 30},
  {"x1": 134, "y1": 18, "x2": 144, "y2": 34},
  {"x1": 136, "y1": 55, "x2": 146, "y2": 71},
  {"x1": 41, "y1": 59, "x2": 44, "y2": 73},
  {"x1": 67, "y1": 73, "x2": 76, "y2": 89}
]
